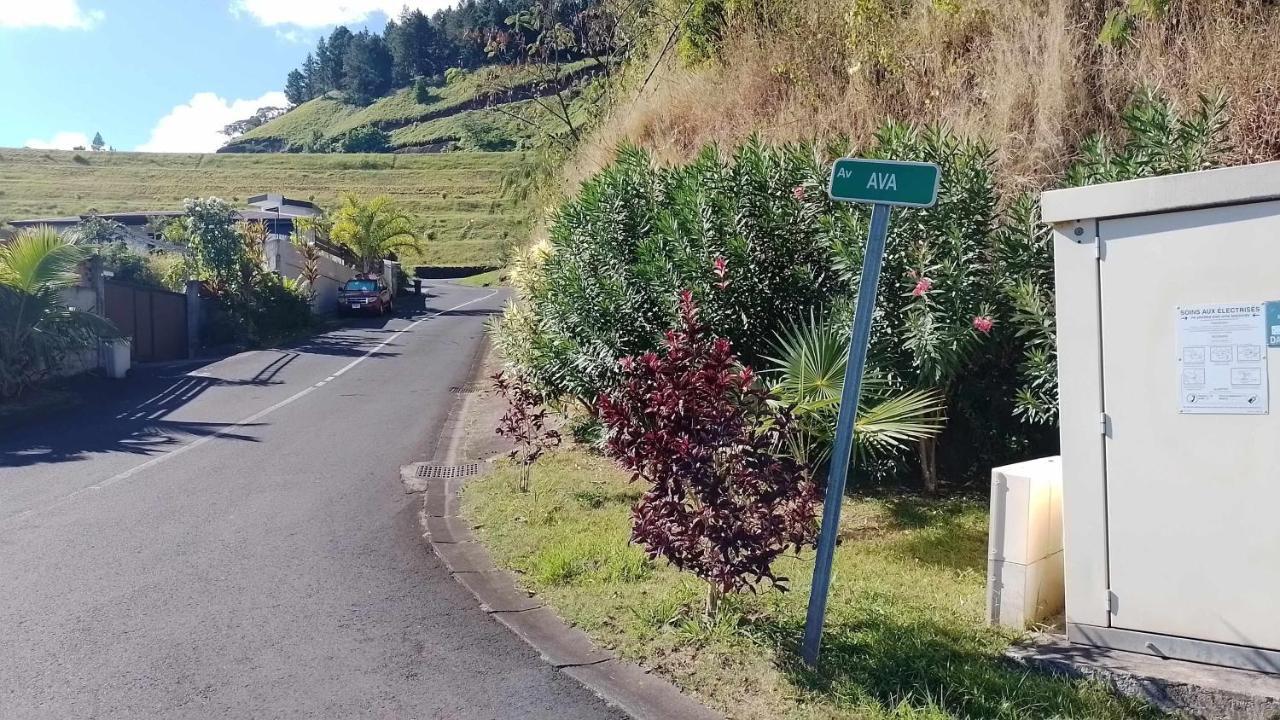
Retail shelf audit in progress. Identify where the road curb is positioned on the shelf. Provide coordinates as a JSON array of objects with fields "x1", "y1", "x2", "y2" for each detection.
[
  {"x1": 405, "y1": 342, "x2": 724, "y2": 720},
  {"x1": 407, "y1": 467, "x2": 723, "y2": 720}
]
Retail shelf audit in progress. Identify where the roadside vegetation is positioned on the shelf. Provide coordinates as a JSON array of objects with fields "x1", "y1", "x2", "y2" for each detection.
[
  {"x1": 0, "y1": 227, "x2": 119, "y2": 399},
  {"x1": 469, "y1": 11, "x2": 1238, "y2": 712},
  {"x1": 571, "y1": 0, "x2": 1280, "y2": 188},
  {"x1": 463, "y1": 450, "x2": 1161, "y2": 720},
  {"x1": 0, "y1": 148, "x2": 528, "y2": 266}
]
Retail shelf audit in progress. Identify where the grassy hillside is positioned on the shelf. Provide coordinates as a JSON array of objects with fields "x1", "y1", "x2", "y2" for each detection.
[
  {"x1": 0, "y1": 148, "x2": 530, "y2": 266},
  {"x1": 573, "y1": 0, "x2": 1280, "y2": 190},
  {"x1": 228, "y1": 60, "x2": 602, "y2": 153}
]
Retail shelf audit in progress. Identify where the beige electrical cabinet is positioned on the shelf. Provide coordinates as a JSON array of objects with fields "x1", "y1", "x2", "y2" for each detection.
[{"x1": 1043, "y1": 162, "x2": 1280, "y2": 673}]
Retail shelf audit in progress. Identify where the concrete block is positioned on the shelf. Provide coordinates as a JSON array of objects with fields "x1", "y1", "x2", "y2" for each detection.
[{"x1": 987, "y1": 456, "x2": 1064, "y2": 629}]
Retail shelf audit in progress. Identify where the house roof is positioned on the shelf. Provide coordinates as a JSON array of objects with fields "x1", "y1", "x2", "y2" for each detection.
[
  {"x1": 10, "y1": 209, "x2": 305, "y2": 227},
  {"x1": 247, "y1": 193, "x2": 317, "y2": 210}
]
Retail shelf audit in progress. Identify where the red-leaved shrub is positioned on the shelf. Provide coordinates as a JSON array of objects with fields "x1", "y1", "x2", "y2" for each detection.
[
  {"x1": 597, "y1": 291, "x2": 820, "y2": 601},
  {"x1": 494, "y1": 371, "x2": 561, "y2": 491}
]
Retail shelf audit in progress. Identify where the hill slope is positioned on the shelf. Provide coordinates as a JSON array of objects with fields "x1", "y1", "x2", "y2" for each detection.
[
  {"x1": 225, "y1": 60, "x2": 602, "y2": 154},
  {"x1": 0, "y1": 148, "x2": 529, "y2": 266}
]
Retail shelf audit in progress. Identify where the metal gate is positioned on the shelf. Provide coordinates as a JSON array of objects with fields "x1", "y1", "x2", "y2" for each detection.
[{"x1": 103, "y1": 281, "x2": 188, "y2": 363}]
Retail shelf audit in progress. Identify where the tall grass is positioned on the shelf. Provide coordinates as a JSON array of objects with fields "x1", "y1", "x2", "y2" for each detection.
[{"x1": 571, "y1": 0, "x2": 1280, "y2": 191}]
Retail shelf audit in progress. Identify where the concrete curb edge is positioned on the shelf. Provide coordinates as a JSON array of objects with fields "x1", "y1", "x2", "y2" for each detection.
[{"x1": 407, "y1": 333, "x2": 724, "y2": 720}]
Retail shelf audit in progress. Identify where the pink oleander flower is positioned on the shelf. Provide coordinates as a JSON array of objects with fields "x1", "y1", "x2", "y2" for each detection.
[
  {"x1": 792, "y1": 185, "x2": 806, "y2": 201},
  {"x1": 712, "y1": 255, "x2": 729, "y2": 289},
  {"x1": 911, "y1": 277, "x2": 933, "y2": 298},
  {"x1": 972, "y1": 315, "x2": 995, "y2": 334}
]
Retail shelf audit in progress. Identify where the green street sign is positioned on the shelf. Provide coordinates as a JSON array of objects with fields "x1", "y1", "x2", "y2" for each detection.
[{"x1": 828, "y1": 158, "x2": 940, "y2": 208}]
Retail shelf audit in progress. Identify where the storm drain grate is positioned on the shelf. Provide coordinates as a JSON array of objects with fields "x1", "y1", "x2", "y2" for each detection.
[{"x1": 416, "y1": 463, "x2": 481, "y2": 479}]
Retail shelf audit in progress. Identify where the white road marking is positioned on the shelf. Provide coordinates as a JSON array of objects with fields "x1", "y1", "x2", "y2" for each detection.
[{"x1": 2, "y1": 290, "x2": 500, "y2": 525}]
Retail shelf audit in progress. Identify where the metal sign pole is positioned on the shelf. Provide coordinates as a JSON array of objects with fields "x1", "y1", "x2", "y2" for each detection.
[{"x1": 801, "y1": 202, "x2": 892, "y2": 666}]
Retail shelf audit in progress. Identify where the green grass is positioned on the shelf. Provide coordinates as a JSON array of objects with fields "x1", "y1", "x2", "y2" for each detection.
[
  {"x1": 455, "y1": 268, "x2": 507, "y2": 287},
  {"x1": 463, "y1": 450, "x2": 1164, "y2": 720},
  {"x1": 0, "y1": 147, "x2": 531, "y2": 266},
  {"x1": 232, "y1": 60, "x2": 602, "y2": 152}
]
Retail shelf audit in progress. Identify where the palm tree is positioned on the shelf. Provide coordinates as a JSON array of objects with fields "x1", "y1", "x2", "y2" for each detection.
[
  {"x1": 329, "y1": 195, "x2": 422, "y2": 273},
  {"x1": 765, "y1": 311, "x2": 946, "y2": 470},
  {"x1": 0, "y1": 226, "x2": 119, "y2": 398}
]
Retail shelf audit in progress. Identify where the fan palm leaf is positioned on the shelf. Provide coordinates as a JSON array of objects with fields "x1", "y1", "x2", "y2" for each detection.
[{"x1": 765, "y1": 310, "x2": 946, "y2": 467}]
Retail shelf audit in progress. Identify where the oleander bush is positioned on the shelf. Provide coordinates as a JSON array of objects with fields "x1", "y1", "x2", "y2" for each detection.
[{"x1": 499, "y1": 90, "x2": 1232, "y2": 491}]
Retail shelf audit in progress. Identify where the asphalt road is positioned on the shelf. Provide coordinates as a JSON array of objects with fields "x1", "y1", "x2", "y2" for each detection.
[{"x1": 0, "y1": 281, "x2": 624, "y2": 720}]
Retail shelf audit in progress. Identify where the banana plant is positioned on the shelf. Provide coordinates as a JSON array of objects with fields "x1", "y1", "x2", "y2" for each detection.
[
  {"x1": 764, "y1": 311, "x2": 946, "y2": 470},
  {"x1": 0, "y1": 226, "x2": 120, "y2": 398}
]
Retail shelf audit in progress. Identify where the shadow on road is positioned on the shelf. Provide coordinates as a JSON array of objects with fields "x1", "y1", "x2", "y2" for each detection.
[
  {"x1": 0, "y1": 287, "x2": 497, "y2": 470},
  {"x1": 1, "y1": 367, "x2": 267, "y2": 470}
]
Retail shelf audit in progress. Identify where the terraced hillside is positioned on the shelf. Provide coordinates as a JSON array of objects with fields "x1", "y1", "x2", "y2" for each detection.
[
  {"x1": 0, "y1": 148, "x2": 530, "y2": 266},
  {"x1": 225, "y1": 60, "x2": 601, "y2": 154}
]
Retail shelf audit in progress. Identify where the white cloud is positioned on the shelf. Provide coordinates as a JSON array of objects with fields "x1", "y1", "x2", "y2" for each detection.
[
  {"x1": 136, "y1": 91, "x2": 289, "y2": 153},
  {"x1": 230, "y1": 0, "x2": 451, "y2": 28},
  {"x1": 24, "y1": 131, "x2": 93, "y2": 150},
  {"x1": 0, "y1": 0, "x2": 103, "y2": 29}
]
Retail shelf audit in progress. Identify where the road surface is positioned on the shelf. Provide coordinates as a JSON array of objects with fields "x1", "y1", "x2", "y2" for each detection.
[{"x1": 0, "y1": 282, "x2": 623, "y2": 720}]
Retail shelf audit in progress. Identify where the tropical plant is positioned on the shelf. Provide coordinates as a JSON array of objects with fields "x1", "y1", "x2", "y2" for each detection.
[
  {"x1": 184, "y1": 197, "x2": 247, "y2": 293},
  {"x1": 765, "y1": 311, "x2": 946, "y2": 470},
  {"x1": 829, "y1": 122, "x2": 1002, "y2": 492},
  {"x1": 993, "y1": 194, "x2": 1057, "y2": 425},
  {"x1": 1067, "y1": 88, "x2": 1230, "y2": 186},
  {"x1": 70, "y1": 215, "x2": 129, "y2": 245},
  {"x1": 493, "y1": 371, "x2": 562, "y2": 492},
  {"x1": 998, "y1": 89, "x2": 1232, "y2": 426},
  {"x1": 597, "y1": 292, "x2": 820, "y2": 615},
  {"x1": 0, "y1": 227, "x2": 119, "y2": 399},
  {"x1": 289, "y1": 232, "x2": 323, "y2": 303},
  {"x1": 330, "y1": 195, "x2": 422, "y2": 273},
  {"x1": 495, "y1": 139, "x2": 843, "y2": 403}
]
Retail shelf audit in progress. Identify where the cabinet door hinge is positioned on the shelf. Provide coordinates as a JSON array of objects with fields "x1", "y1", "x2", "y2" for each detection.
[
  {"x1": 1105, "y1": 589, "x2": 1117, "y2": 614},
  {"x1": 1100, "y1": 412, "x2": 1109, "y2": 436}
]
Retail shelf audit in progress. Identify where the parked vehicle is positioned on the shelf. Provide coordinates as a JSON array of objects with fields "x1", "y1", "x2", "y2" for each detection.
[{"x1": 337, "y1": 275, "x2": 393, "y2": 315}]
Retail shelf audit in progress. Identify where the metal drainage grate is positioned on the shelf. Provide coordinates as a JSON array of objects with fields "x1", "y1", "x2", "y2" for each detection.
[
  {"x1": 450, "y1": 382, "x2": 485, "y2": 394},
  {"x1": 416, "y1": 463, "x2": 481, "y2": 479}
]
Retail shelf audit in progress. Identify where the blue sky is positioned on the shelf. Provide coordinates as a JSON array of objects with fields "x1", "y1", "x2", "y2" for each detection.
[{"x1": 0, "y1": 0, "x2": 452, "y2": 152}]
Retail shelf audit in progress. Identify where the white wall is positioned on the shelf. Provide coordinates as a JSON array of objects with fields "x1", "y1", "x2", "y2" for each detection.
[
  {"x1": 265, "y1": 235, "x2": 355, "y2": 314},
  {"x1": 55, "y1": 285, "x2": 103, "y2": 376}
]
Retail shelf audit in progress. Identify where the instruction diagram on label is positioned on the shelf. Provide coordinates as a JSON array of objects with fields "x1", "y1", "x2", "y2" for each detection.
[{"x1": 1177, "y1": 303, "x2": 1269, "y2": 414}]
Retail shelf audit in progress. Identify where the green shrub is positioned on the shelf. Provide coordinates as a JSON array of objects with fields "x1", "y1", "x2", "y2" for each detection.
[
  {"x1": 827, "y1": 122, "x2": 1005, "y2": 490},
  {"x1": 444, "y1": 67, "x2": 466, "y2": 85},
  {"x1": 998, "y1": 89, "x2": 1232, "y2": 427},
  {"x1": 456, "y1": 116, "x2": 517, "y2": 151},
  {"x1": 412, "y1": 77, "x2": 434, "y2": 104},
  {"x1": 338, "y1": 125, "x2": 391, "y2": 153},
  {"x1": 496, "y1": 138, "x2": 844, "y2": 402}
]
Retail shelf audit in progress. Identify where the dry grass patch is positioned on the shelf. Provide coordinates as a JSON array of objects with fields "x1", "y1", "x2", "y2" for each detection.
[{"x1": 570, "y1": 0, "x2": 1280, "y2": 193}]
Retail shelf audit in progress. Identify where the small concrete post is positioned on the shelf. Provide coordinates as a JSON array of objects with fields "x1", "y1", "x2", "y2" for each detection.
[
  {"x1": 987, "y1": 456, "x2": 1064, "y2": 629},
  {"x1": 185, "y1": 280, "x2": 201, "y2": 359}
]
